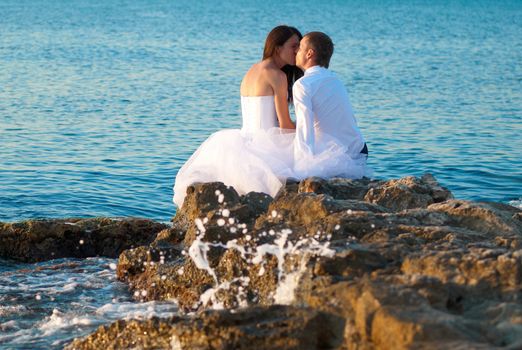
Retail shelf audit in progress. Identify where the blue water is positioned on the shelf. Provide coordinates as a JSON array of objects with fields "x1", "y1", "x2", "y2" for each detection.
[
  {"x1": 0, "y1": 0, "x2": 521, "y2": 348},
  {"x1": 1, "y1": 0, "x2": 521, "y2": 223},
  {"x1": 0, "y1": 258, "x2": 178, "y2": 349}
]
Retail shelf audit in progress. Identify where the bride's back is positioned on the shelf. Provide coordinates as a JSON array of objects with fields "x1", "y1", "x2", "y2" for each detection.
[
  {"x1": 239, "y1": 60, "x2": 281, "y2": 133},
  {"x1": 240, "y1": 60, "x2": 280, "y2": 97}
]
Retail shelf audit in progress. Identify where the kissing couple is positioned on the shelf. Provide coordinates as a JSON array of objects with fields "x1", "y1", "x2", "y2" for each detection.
[{"x1": 173, "y1": 25, "x2": 370, "y2": 208}]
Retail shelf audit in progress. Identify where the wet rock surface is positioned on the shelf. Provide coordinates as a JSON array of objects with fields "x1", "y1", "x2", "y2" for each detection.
[
  {"x1": 0, "y1": 218, "x2": 168, "y2": 262},
  {"x1": 65, "y1": 174, "x2": 521, "y2": 349},
  {"x1": 65, "y1": 305, "x2": 343, "y2": 350}
]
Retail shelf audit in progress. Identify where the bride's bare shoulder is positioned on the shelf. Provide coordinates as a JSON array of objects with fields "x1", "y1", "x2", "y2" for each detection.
[
  {"x1": 242, "y1": 62, "x2": 262, "y2": 82},
  {"x1": 240, "y1": 60, "x2": 284, "y2": 96}
]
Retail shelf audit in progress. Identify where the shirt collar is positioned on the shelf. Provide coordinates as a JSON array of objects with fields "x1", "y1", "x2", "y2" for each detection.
[{"x1": 304, "y1": 65, "x2": 326, "y2": 75}]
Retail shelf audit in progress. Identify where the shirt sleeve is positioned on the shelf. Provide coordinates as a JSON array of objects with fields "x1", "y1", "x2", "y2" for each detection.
[{"x1": 293, "y1": 81, "x2": 315, "y2": 156}]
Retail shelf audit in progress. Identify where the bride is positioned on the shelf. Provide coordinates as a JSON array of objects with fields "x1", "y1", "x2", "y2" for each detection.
[{"x1": 173, "y1": 25, "x2": 303, "y2": 207}]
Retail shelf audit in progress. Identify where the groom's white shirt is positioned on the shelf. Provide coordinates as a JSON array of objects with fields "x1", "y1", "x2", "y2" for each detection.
[{"x1": 293, "y1": 65, "x2": 365, "y2": 158}]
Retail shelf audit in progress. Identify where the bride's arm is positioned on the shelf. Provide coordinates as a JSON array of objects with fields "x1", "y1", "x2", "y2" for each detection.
[{"x1": 271, "y1": 71, "x2": 296, "y2": 130}]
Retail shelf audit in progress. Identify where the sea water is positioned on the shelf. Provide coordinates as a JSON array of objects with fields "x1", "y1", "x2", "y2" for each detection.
[
  {"x1": 1, "y1": 0, "x2": 521, "y2": 348},
  {"x1": 0, "y1": 257, "x2": 178, "y2": 348}
]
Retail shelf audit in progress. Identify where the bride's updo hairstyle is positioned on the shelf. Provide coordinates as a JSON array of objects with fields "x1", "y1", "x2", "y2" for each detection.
[{"x1": 263, "y1": 25, "x2": 304, "y2": 102}]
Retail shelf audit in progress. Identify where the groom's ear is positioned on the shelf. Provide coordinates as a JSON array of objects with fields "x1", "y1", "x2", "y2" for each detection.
[{"x1": 306, "y1": 48, "x2": 315, "y2": 60}]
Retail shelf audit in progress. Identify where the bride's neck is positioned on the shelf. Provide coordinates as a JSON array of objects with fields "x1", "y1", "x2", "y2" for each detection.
[{"x1": 268, "y1": 56, "x2": 286, "y2": 69}]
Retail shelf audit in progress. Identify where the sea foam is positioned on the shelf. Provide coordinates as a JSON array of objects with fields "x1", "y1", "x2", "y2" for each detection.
[{"x1": 187, "y1": 215, "x2": 336, "y2": 309}]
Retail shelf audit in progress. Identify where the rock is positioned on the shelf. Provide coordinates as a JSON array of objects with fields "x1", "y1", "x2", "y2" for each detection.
[
  {"x1": 300, "y1": 275, "x2": 522, "y2": 349},
  {"x1": 69, "y1": 174, "x2": 522, "y2": 349},
  {"x1": 240, "y1": 191, "x2": 273, "y2": 214},
  {"x1": 420, "y1": 173, "x2": 454, "y2": 202},
  {"x1": 0, "y1": 218, "x2": 167, "y2": 262},
  {"x1": 401, "y1": 247, "x2": 522, "y2": 289},
  {"x1": 312, "y1": 244, "x2": 388, "y2": 278},
  {"x1": 364, "y1": 174, "x2": 453, "y2": 211},
  {"x1": 273, "y1": 178, "x2": 300, "y2": 199},
  {"x1": 256, "y1": 192, "x2": 390, "y2": 236},
  {"x1": 266, "y1": 192, "x2": 345, "y2": 225},
  {"x1": 428, "y1": 200, "x2": 522, "y2": 236},
  {"x1": 171, "y1": 182, "x2": 273, "y2": 247},
  {"x1": 172, "y1": 182, "x2": 241, "y2": 228},
  {"x1": 65, "y1": 305, "x2": 345, "y2": 350},
  {"x1": 116, "y1": 228, "x2": 290, "y2": 310},
  {"x1": 298, "y1": 176, "x2": 376, "y2": 200},
  {"x1": 153, "y1": 227, "x2": 186, "y2": 246},
  {"x1": 117, "y1": 246, "x2": 152, "y2": 280}
]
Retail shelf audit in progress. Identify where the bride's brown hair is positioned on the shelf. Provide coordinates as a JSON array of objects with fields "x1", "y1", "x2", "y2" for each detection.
[{"x1": 263, "y1": 25, "x2": 304, "y2": 102}]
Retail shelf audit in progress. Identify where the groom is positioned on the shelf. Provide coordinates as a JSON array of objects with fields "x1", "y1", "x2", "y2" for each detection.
[{"x1": 293, "y1": 32, "x2": 368, "y2": 168}]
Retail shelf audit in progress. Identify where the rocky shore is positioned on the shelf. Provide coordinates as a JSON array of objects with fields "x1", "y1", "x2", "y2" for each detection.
[
  {"x1": 0, "y1": 218, "x2": 168, "y2": 262},
  {"x1": 2, "y1": 174, "x2": 521, "y2": 349}
]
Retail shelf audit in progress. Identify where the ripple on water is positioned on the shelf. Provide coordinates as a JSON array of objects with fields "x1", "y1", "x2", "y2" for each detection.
[
  {"x1": 0, "y1": 258, "x2": 179, "y2": 349},
  {"x1": 1, "y1": 1, "x2": 520, "y2": 223}
]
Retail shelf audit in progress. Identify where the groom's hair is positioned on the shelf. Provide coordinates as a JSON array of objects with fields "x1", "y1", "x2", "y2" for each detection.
[{"x1": 305, "y1": 32, "x2": 334, "y2": 68}]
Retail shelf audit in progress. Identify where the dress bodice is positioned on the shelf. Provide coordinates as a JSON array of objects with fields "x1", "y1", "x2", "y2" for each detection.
[{"x1": 240, "y1": 95, "x2": 278, "y2": 134}]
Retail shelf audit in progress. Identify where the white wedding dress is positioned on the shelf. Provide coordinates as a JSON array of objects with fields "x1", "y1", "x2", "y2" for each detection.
[
  {"x1": 173, "y1": 95, "x2": 369, "y2": 208},
  {"x1": 173, "y1": 96, "x2": 294, "y2": 207}
]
